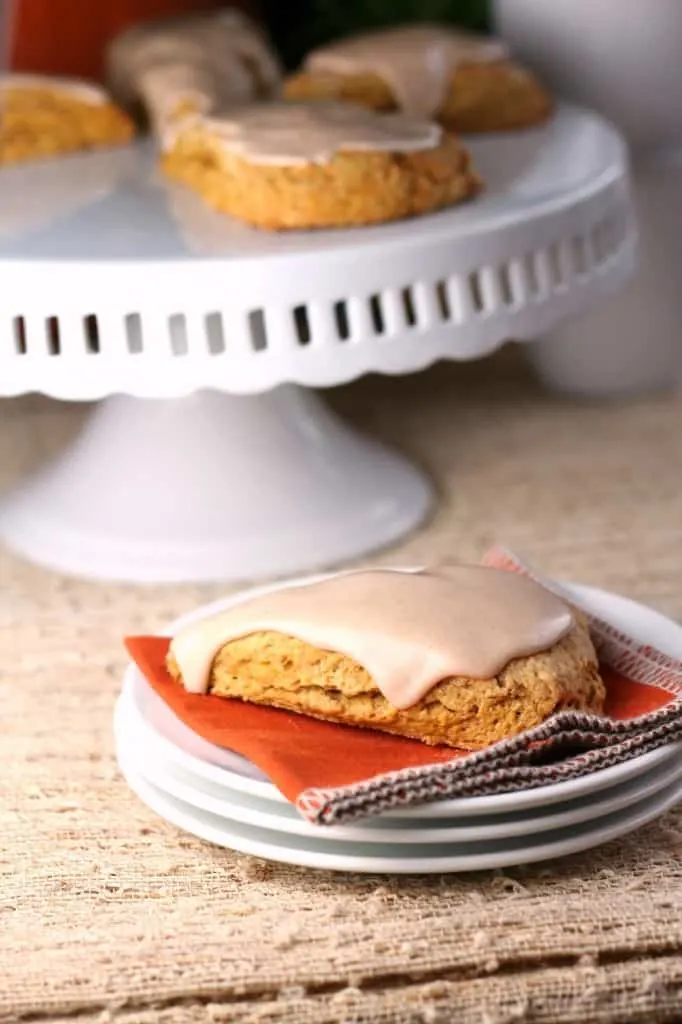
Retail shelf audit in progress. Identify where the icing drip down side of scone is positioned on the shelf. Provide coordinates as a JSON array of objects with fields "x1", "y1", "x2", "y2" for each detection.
[
  {"x1": 175, "y1": 101, "x2": 443, "y2": 165},
  {"x1": 106, "y1": 10, "x2": 282, "y2": 135},
  {"x1": 305, "y1": 24, "x2": 509, "y2": 119},
  {"x1": 169, "y1": 566, "x2": 574, "y2": 709}
]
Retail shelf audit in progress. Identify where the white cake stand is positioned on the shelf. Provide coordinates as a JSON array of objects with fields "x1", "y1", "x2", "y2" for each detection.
[{"x1": 0, "y1": 105, "x2": 635, "y2": 583}]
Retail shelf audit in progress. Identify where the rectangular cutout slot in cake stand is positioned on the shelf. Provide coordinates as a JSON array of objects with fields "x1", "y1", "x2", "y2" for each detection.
[
  {"x1": 12, "y1": 317, "x2": 27, "y2": 355},
  {"x1": 506, "y1": 259, "x2": 532, "y2": 306},
  {"x1": 292, "y1": 305, "x2": 311, "y2": 346},
  {"x1": 498, "y1": 263, "x2": 515, "y2": 306},
  {"x1": 205, "y1": 313, "x2": 226, "y2": 354},
  {"x1": 435, "y1": 281, "x2": 452, "y2": 321},
  {"x1": 478, "y1": 267, "x2": 505, "y2": 313},
  {"x1": 522, "y1": 253, "x2": 541, "y2": 299},
  {"x1": 379, "y1": 288, "x2": 411, "y2": 335},
  {"x1": 401, "y1": 287, "x2": 417, "y2": 327},
  {"x1": 532, "y1": 250, "x2": 554, "y2": 299},
  {"x1": 125, "y1": 313, "x2": 144, "y2": 354},
  {"x1": 333, "y1": 300, "x2": 350, "y2": 341},
  {"x1": 247, "y1": 309, "x2": 267, "y2": 351},
  {"x1": 169, "y1": 314, "x2": 189, "y2": 356},
  {"x1": 46, "y1": 317, "x2": 60, "y2": 356},
  {"x1": 443, "y1": 276, "x2": 473, "y2": 323},
  {"x1": 368, "y1": 294, "x2": 385, "y2": 335},
  {"x1": 344, "y1": 297, "x2": 376, "y2": 342},
  {"x1": 84, "y1": 315, "x2": 100, "y2": 354},
  {"x1": 468, "y1": 271, "x2": 486, "y2": 313},
  {"x1": 547, "y1": 243, "x2": 566, "y2": 289},
  {"x1": 411, "y1": 282, "x2": 444, "y2": 329}
]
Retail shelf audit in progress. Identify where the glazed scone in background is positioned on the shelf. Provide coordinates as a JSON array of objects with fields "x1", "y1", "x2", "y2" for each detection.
[
  {"x1": 161, "y1": 101, "x2": 482, "y2": 230},
  {"x1": 285, "y1": 24, "x2": 553, "y2": 133},
  {"x1": 106, "y1": 10, "x2": 282, "y2": 130},
  {"x1": 0, "y1": 75, "x2": 134, "y2": 166}
]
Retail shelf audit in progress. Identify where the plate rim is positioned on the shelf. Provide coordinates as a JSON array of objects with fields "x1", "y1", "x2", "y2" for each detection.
[
  {"x1": 116, "y1": 740, "x2": 682, "y2": 874},
  {"x1": 115, "y1": 696, "x2": 682, "y2": 844},
  {"x1": 125, "y1": 660, "x2": 682, "y2": 816}
]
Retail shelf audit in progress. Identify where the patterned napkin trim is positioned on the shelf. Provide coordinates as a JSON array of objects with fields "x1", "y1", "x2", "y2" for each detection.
[{"x1": 296, "y1": 548, "x2": 682, "y2": 825}]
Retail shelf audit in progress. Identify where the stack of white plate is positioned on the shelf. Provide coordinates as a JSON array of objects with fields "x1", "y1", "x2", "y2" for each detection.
[{"x1": 115, "y1": 578, "x2": 682, "y2": 873}]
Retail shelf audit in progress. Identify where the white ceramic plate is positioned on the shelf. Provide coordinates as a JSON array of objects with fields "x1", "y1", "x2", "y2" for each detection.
[
  {"x1": 124, "y1": 578, "x2": 682, "y2": 819},
  {"x1": 116, "y1": 733, "x2": 682, "y2": 873},
  {"x1": 116, "y1": 694, "x2": 682, "y2": 844}
]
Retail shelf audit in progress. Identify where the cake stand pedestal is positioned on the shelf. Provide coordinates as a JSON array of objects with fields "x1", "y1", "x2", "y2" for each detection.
[
  {"x1": 0, "y1": 106, "x2": 636, "y2": 582},
  {"x1": 1, "y1": 389, "x2": 432, "y2": 583}
]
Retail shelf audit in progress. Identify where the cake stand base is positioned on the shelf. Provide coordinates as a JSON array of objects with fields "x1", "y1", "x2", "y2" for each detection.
[{"x1": 0, "y1": 387, "x2": 433, "y2": 583}]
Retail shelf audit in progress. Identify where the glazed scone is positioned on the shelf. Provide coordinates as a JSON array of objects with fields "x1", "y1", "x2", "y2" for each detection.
[
  {"x1": 168, "y1": 616, "x2": 603, "y2": 750},
  {"x1": 166, "y1": 567, "x2": 605, "y2": 750},
  {"x1": 284, "y1": 24, "x2": 553, "y2": 134},
  {"x1": 161, "y1": 100, "x2": 482, "y2": 230},
  {"x1": 0, "y1": 75, "x2": 135, "y2": 166}
]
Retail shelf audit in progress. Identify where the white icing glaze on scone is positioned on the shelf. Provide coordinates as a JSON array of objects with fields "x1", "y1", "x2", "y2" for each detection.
[
  {"x1": 305, "y1": 24, "x2": 508, "y2": 118},
  {"x1": 169, "y1": 565, "x2": 574, "y2": 709},
  {"x1": 167, "y1": 100, "x2": 442, "y2": 165},
  {"x1": 137, "y1": 64, "x2": 216, "y2": 134},
  {"x1": 0, "y1": 74, "x2": 110, "y2": 106}
]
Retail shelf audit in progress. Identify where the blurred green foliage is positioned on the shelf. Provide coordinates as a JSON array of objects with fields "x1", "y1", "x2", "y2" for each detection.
[{"x1": 264, "y1": 0, "x2": 491, "y2": 69}]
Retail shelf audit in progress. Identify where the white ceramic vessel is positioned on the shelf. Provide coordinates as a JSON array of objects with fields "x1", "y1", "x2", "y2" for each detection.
[
  {"x1": 495, "y1": 0, "x2": 682, "y2": 395},
  {"x1": 0, "y1": 108, "x2": 634, "y2": 582},
  {"x1": 495, "y1": 0, "x2": 682, "y2": 150}
]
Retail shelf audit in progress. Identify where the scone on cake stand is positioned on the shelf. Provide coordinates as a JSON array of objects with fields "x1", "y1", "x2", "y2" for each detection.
[
  {"x1": 283, "y1": 23, "x2": 553, "y2": 133},
  {"x1": 0, "y1": 74, "x2": 134, "y2": 163},
  {"x1": 0, "y1": 19, "x2": 636, "y2": 583},
  {"x1": 495, "y1": 0, "x2": 682, "y2": 396},
  {"x1": 160, "y1": 102, "x2": 482, "y2": 230},
  {"x1": 0, "y1": 103, "x2": 635, "y2": 583}
]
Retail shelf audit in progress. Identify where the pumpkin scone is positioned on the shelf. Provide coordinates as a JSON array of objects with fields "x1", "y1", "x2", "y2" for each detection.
[
  {"x1": 161, "y1": 100, "x2": 482, "y2": 230},
  {"x1": 0, "y1": 74, "x2": 134, "y2": 166},
  {"x1": 167, "y1": 566, "x2": 605, "y2": 750},
  {"x1": 284, "y1": 24, "x2": 553, "y2": 134}
]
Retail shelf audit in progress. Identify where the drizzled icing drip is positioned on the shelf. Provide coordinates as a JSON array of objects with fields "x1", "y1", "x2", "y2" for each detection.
[
  {"x1": 305, "y1": 24, "x2": 509, "y2": 119},
  {"x1": 170, "y1": 565, "x2": 574, "y2": 709},
  {"x1": 169, "y1": 100, "x2": 442, "y2": 165},
  {"x1": 138, "y1": 65, "x2": 216, "y2": 138},
  {"x1": 107, "y1": 10, "x2": 282, "y2": 138}
]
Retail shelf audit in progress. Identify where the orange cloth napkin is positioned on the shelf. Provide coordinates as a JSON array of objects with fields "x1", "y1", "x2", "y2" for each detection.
[{"x1": 124, "y1": 637, "x2": 669, "y2": 794}]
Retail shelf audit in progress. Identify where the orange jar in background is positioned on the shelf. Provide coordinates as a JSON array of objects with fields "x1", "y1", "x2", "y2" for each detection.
[{"x1": 7, "y1": 0, "x2": 257, "y2": 80}]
